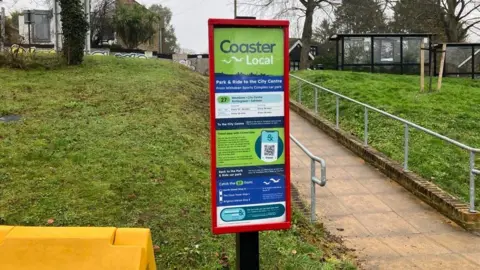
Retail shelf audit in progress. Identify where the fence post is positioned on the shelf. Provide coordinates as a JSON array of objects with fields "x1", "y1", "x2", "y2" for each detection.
[
  {"x1": 470, "y1": 151, "x2": 476, "y2": 213},
  {"x1": 310, "y1": 159, "x2": 316, "y2": 222},
  {"x1": 298, "y1": 80, "x2": 302, "y2": 103},
  {"x1": 314, "y1": 88, "x2": 318, "y2": 113},
  {"x1": 404, "y1": 124, "x2": 409, "y2": 171},
  {"x1": 335, "y1": 96, "x2": 339, "y2": 129},
  {"x1": 364, "y1": 107, "x2": 368, "y2": 146}
]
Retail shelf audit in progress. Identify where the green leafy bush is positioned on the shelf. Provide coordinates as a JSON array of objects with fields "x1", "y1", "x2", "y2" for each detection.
[{"x1": 114, "y1": 4, "x2": 159, "y2": 49}]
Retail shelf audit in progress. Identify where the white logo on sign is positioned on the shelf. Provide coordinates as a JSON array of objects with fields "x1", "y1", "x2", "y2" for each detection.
[
  {"x1": 222, "y1": 56, "x2": 244, "y2": 64},
  {"x1": 263, "y1": 178, "x2": 281, "y2": 185}
]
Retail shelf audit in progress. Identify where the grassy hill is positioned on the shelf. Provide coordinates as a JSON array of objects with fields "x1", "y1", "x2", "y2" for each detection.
[
  {"x1": 291, "y1": 70, "x2": 480, "y2": 209},
  {"x1": 0, "y1": 57, "x2": 354, "y2": 269}
]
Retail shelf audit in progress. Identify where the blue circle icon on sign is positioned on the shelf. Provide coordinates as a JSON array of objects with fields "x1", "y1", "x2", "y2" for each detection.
[
  {"x1": 220, "y1": 208, "x2": 246, "y2": 222},
  {"x1": 255, "y1": 132, "x2": 284, "y2": 160}
]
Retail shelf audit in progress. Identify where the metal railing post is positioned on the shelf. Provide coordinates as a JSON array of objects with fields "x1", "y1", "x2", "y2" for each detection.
[
  {"x1": 404, "y1": 124, "x2": 409, "y2": 171},
  {"x1": 298, "y1": 80, "x2": 302, "y2": 103},
  {"x1": 314, "y1": 87, "x2": 318, "y2": 113},
  {"x1": 290, "y1": 135, "x2": 327, "y2": 223},
  {"x1": 470, "y1": 151, "x2": 476, "y2": 213},
  {"x1": 335, "y1": 96, "x2": 339, "y2": 129},
  {"x1": 364, "y1": 107, "x2": 368, "y2": 146},
  {"x1": 310, "y1": 159, "x2": 316, "y2": 222}
]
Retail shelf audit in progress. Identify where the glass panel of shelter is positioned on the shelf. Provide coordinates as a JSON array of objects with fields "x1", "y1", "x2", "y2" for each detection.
[
  {"x1": 373, "y1": 37, "x2": 401, "y2": 64},
  {"x1": 343, "y1": 37, "x2": 371, "y2": 65}
]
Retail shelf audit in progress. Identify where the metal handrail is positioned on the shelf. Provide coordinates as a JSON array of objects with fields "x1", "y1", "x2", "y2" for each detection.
[
  {"x1": 291, "y1": 74, "x2": 480, "y2": 153},
  {"x1": 290, "y1": 74, "x2": 479, "y2": 213},
  {"x1": 290, "y1": 134, "x2": 327, "y2": 222}
]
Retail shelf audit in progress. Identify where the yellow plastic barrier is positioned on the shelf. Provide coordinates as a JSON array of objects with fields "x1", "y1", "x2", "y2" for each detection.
[{"x1": 0, "y1": 226, "x2": 157, "y2": 270}]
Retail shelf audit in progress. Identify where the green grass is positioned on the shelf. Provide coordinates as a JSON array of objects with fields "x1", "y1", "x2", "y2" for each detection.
[
  {"x1": 291, "y1": 70, "x2": 480, "y2": 209},
  {"x1": 0, "y1": 57, "x2": 355, "y2": 269}
]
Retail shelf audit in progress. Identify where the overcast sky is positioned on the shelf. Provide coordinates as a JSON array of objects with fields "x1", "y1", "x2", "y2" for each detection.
[
  {"x1": 137, "y1": 0, "x2": 235, "y2": 53},
  {"x1": 3, "y1": 0, "x2": 479, "y2": 51}
]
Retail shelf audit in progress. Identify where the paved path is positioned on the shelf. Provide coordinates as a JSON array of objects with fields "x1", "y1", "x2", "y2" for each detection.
[{"x1": 290, "y1": 110, "x2": 480, "y2": 270}]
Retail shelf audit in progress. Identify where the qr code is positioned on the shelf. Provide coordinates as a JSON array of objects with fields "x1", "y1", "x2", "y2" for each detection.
[{"x1": 263, "y1": 144, "x2": 276, "y2": 157}]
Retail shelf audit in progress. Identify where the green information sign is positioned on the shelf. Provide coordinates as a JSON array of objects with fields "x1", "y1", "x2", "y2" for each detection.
[
  {"x1": 209, "y1": 19, "x2": 290, "y2": 235},
  {"x1": 214, "y1": 28, "x2": 284, "y2": 76}
]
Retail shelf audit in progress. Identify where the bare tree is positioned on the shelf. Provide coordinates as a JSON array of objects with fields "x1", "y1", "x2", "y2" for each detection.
[
  {"x1": 90, "y1": 0, "x2": 115, "y2": 46},
  {"x1": 384, "y1": 0, "x2": 480, "y2": 42},
  {"x1": 438, "y1": 0, "x2": 480, "y2": 41},
  {"x1": 239, "y1": 0, "x2": 339, "y2": 69}
]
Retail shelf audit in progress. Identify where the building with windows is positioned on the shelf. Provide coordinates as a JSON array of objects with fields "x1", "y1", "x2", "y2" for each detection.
[
  {"x1": 18, "y1": 10, "x2": 54, "y2": 45},
  {"x1": 16, "y1": 0, "x2": 162, "y2": 53},
  {"x1": 17, "y1": 0, "x2": 89, "y2": 51},
  {"x1": 288, "y1": 38, "x2": 318, "y2": 71}
]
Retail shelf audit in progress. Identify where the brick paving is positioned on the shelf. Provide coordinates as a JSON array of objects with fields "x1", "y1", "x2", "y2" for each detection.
[{"x1": 290, "y1": 110, "x2": 480, "y2": 270}]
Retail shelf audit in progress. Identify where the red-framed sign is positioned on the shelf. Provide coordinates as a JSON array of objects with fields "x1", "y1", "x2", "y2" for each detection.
[{"x1": 208, "y1": 18, "x2": 291, "y2": 235}]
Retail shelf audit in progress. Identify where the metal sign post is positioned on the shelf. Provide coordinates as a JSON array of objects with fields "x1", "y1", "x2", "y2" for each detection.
[
  {"x1": 208, "y1": 18, "x2": 290, "y2": 269},
  {"x1": 236, "y1": 232, "x2": 259, "y2": 269},
  {"x1": 234, "y1": 0, "x2": 237, "y2": 18},
  {"x1": 24, "y1": 10, "x2": 33, "y2": 45}
]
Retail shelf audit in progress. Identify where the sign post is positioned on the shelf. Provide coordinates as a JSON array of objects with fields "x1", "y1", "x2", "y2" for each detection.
[{"x1": 208, "y1": 19, "x2": 290, "y2": 269}]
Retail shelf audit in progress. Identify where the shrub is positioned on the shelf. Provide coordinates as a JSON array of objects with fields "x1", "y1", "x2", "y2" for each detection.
[
  {"x1": 113, "y1": 4, "x2": 159, "y2": 49},
  {"x1": 0, "y1": 51, "x2": 65, "y2": 70}
]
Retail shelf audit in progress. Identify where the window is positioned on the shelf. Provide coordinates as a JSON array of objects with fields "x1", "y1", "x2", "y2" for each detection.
[
  {"x1": 373, "y1": 37, "x2": 401, "y2": 64},
  {"x1": 33, "y1": 12, "x2": 50, "y2": 42},
  {"x1": 445, "y1": 46, "x2": 472, "y2": 74},
  {"x1": 24, "y1": 10, "x2": 51, "y2": 43},
  {"x1": 310, "y1": 46, "x2": 318, "y2": 56},
  {"x1": 344, "y1": 37, "x2": 371, "y2": 64},
  {"x1": 290, "y1": 61, "x2": 300, "y2": 71}
]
